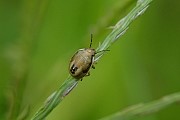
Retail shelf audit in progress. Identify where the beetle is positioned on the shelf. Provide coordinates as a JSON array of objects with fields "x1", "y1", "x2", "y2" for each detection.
[
  {"x1": 69, "y1": 34, "x2": 109, "y2": 80},
  {"x1": 69, "y1": 34, "x2": 96, "y2": 80}
]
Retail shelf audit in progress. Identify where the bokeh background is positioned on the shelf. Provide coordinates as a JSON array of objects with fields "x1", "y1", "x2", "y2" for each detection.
[{"x1": 0, "y1": 0, "x2": 180, "y2": 120}]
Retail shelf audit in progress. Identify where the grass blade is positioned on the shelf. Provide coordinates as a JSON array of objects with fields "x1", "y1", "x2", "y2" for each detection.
[{"x1": 100, "y1": 92, "x2": 180, "y2": 120}]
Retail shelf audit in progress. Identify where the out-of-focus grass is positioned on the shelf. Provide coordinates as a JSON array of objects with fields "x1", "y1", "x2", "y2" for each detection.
[
  {"x1": 100, "y1": 92, "x2": 180, "y2": 120},
  {"x1": 0, "y1": 0, "x2": 180, "y2": 120}
]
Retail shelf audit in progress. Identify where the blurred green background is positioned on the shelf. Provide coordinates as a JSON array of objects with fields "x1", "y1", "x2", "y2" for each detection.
[{"x1": 0, "y1": 0, "x2": 180, "y2": 120}]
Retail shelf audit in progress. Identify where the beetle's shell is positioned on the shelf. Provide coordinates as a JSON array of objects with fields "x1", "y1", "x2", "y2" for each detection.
[{"x1": 69, "y1": 48, "x2": 95, "y2": 79}]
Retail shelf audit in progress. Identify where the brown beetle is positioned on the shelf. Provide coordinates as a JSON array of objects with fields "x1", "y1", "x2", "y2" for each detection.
[{"x1": 69, "y1": 34, "x2": 95, "y2": 79}]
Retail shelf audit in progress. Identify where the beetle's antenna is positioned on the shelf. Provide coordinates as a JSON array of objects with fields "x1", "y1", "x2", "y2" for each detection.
[
  {"x1": 90, "y1": 34, "x2": 93, "y2": 48},
  {"x1": 96, "y1": 49, "x2": 110, "y2": 54}
]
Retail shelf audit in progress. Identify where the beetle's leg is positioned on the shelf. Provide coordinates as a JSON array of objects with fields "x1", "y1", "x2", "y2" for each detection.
[
  {"x1": 92, "y1": 60, "x2": 97, "y2": 69},
  {"x1": 92, "y1": 65, "x2": 95, "y2": 69}
]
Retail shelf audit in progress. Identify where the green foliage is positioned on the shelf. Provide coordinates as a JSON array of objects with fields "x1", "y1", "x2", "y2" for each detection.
[{"x1": 0, "y1": 0, "x2": 180, "y2": 120}]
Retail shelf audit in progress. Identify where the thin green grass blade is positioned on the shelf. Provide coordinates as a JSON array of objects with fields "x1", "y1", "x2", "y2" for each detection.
[{"x1": 99, "y1": 92, "x2": 180, "y2": 120}]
